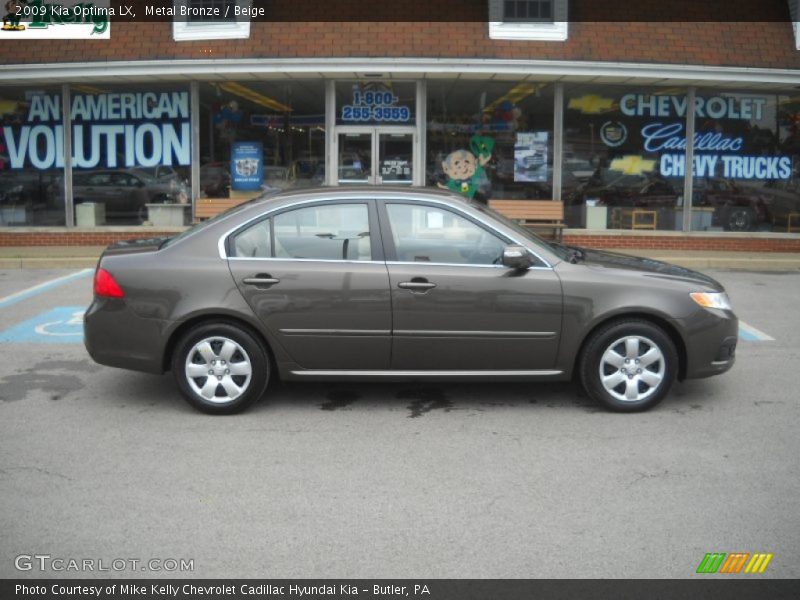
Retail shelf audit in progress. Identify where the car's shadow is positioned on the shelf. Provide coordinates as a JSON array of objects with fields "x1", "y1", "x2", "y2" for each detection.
[
  {"x1": 108, "y1": 371, "x2": 718, "y2": 417},
  {"x1": 290, "y1": 379, "x2": 716, "y2": 417}
]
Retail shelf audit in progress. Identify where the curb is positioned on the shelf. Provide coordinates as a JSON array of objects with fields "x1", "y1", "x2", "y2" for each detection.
[{"x1": 0, "y1": 258, "x2": 100, "y2": 269}]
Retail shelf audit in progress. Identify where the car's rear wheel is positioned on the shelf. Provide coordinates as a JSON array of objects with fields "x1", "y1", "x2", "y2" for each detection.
[
  {"x1": 579, "y1": 320, "x2": 677, "y2": 412},
  {"x1": 172, "y1": 322, "x2": 269, "y2": 414}
]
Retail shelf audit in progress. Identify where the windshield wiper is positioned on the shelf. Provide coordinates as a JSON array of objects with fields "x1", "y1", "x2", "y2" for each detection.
[
  {"x1": 548, "y1": 240, "x2": 585, "y2": 264},
  {"x1": 567, "y1": 247, "x2": 585, "y2": 264}
]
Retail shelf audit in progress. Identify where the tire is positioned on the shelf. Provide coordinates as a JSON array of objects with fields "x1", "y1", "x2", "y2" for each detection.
[
  {"x1": 171, "y1": 322, "x2": 270, "y2": 415},
  {"x1": 579, "y1": 319, "x2": 678, "y2": 412},
  {"x1": 725, "y1": 207, "x2": 756, "y2": 232}
]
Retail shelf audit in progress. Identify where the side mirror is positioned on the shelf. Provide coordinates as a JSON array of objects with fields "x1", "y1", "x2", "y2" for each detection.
[{"x1": 502, "y1": 245, "x2": 533, "y2": 270}]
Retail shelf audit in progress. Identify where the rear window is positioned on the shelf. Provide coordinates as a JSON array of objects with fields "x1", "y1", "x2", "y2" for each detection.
[{"x1": 161, "y1": 191, "x2": 279, "y2": 250}]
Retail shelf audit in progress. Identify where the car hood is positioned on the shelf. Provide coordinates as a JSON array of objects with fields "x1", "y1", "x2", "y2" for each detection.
[{"x1": 575, "y1": 247, "x2": 723, "y2": 289}]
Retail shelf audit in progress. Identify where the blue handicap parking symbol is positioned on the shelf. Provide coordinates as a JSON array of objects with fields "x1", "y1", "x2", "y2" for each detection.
[{"x1": 0, "y1": 306, "x2": 87, "y2": 344}]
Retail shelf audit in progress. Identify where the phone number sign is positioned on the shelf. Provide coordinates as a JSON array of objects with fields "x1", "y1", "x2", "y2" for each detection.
[{"x1": 341, "y1": 90, "x2": 411, "y2": 123}]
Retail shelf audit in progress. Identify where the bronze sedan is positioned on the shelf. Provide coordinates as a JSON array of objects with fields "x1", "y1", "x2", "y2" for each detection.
[{"x1": 85, "y1": 187, "x2": 737, "y2": 414}]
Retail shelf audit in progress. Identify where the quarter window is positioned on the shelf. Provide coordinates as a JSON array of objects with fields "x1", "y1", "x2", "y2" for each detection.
[
  {"x1": 232, "y1": 218, "x2": 272, "y2": 258},
  {"x1": 273, "y1": 204, "x2": 372, "y2": 261},
  {"x1": 386, "y1": 204, "x2": 506, "y2": 265}
]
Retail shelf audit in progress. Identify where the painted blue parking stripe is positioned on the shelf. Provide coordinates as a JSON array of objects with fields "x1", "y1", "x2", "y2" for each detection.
[
  {"x1": 738, "y1": 329, "x2": 760, "y2": 342},
  {"x1": 738, "y1": 321, "x2": 774, "y2": 342},
  {"x1": 0, "y1": 306, "x2": 87, "y2": 344},
  {"x1": 0, "y1": 269, "x2": 92, "y2": 310}
]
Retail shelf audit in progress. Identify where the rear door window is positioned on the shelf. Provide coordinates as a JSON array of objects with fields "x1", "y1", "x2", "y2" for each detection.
[{"x1": 273, "y1": 203, "x2": 372, "y2": 261}]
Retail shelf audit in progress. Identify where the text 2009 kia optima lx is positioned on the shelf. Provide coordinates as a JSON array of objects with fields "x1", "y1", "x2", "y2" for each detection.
[{"x1": 84, "y1": 187, "x2": 737, "y2": 414}]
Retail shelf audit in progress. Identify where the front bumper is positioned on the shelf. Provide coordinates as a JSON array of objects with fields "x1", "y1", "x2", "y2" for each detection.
[{"x1": 676, "y1": 308, "x2": 738, "y2": 379}]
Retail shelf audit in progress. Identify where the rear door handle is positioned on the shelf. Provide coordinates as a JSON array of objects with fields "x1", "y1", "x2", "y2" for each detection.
[
  {"x1": 243, "y1": 275, "x2": 280, "y2": 286},
  {"x1": 398, "y1": 279, "x2": 437, "y2": 292}
]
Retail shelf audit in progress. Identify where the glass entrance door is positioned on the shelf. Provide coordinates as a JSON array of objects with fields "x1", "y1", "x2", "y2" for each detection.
[
  {"x1": 376, "y1": 131, "x2": 413, "y2": 185},
  {"x1": 336, "y1": 128, "x2": 416, "y2": 185},
  {"x1": 337, "y1": 132, "x2": 372, "y2": 185}
]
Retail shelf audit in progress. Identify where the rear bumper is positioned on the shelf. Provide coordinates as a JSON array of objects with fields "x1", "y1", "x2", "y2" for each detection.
[
  {"x1": 677, "y1": 309, "x2": 738, "y2": 380},
  {"x1": 84, "y1": 297, "x2": 168, "y2": 374}
]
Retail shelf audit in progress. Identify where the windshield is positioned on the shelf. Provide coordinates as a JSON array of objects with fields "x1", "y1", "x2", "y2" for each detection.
[
  {"x1": 471, "y1": 202, "x2": 570, "y2": 262},
  {"x1": 160, "y1": 190, "x2": 279, "y2": 249}
]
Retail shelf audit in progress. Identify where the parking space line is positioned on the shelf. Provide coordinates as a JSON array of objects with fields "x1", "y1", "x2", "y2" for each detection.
[
  {"x1": 0, "y1": 269, "x2": 93, "y2": 310},
  {"x1": 739, "y1": 321, "x2": 775, "y2": 342},
  {"x1": 0, "y1": 306, "x2": 86, "y2": 344}
]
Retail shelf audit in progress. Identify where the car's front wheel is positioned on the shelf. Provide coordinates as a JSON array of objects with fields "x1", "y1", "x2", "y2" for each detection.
[
  {"x1": 579, "y1": 319, "x2": 678, "y2": 412},
  {"x1": 172, "y1": 322, "x2": 269, "y2": 415}
]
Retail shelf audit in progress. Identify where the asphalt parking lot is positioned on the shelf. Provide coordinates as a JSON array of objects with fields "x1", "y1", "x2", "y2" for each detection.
[{"x1": 0, "y1": 267, "x2": 798, "y2": 579}]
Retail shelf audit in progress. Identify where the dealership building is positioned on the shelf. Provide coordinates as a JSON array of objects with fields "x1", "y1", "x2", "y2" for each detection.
[{"x1": 2, "y1": 0, "x2": 800, "y2": 252}]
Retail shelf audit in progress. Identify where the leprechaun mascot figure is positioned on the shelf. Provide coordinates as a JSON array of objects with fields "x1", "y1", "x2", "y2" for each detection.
[
  {"x1": 437, "y1": 135, "x2": 495, "y2": 202},
  {"x1": 3, "y1": 0, "x2": 26, "y2": 31}
]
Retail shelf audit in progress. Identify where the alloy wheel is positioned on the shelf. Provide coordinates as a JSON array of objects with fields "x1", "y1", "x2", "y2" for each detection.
[
  {"x1": 598, "y1": 335, "x2": 666, "y2": 402},
  {"x1": 184, "y1": 336, "x2": 253, "y2": 404}
]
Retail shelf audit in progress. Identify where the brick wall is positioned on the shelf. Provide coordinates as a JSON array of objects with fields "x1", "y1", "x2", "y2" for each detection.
[
  {"x1": 561, "y1": 234, "x2": 800, "y2": 252},
  {"x1": 1, "y1": 1, "x2": 799, "y2": 70},
  {"x1": 0, "y1": 231, "x2": 180, "y2": 246},
  {"x1": 2, "y1": 229, "x2": 799, "y2": 252}
]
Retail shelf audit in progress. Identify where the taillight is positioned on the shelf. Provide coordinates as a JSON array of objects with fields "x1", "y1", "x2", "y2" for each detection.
[{"x1": 94, "y1": 267, "x2": 124, "y2": 298}]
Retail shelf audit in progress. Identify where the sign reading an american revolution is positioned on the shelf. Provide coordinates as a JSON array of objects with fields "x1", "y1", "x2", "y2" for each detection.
[{"x1": 1, "y1": 91, "x2": 191, "y2": 170}]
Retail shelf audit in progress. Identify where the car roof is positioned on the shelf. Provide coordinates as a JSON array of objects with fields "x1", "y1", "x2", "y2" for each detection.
[{"x1": 262, "y1": 185, "x2": 465, "y2": 202}]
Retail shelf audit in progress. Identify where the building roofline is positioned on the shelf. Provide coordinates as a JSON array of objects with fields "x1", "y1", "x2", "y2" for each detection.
[{"x1": 2, "y1": 57, "x2": 800, "y2": 87}]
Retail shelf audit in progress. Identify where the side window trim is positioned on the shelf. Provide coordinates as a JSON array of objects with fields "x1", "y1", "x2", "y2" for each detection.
[{"x1": 269, "y1": 216, "x2": 275, "y2": 258}]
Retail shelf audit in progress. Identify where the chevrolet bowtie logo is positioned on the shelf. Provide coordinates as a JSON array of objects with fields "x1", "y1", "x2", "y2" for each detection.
[
  {"x1": 567, "y1": 94, "x2": 615, "y2": 114},
  {"x1": 609, "y1": 155, "x2": 656, "y2": 175},
  {"x1": 696, "y1": 552, "x2": 773, "y2": 574}
]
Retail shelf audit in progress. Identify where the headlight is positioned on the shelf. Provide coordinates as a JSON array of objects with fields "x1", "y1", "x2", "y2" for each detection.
[{"x1": 690, "y1": 292, "x2": 732, "y2": 311}]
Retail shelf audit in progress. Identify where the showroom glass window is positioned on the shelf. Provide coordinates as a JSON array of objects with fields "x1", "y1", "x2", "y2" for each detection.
[
  {"x1": 690, "y1": 89, "x2": 800, "y2": 233},
  {"x1": 562, "y1": 85, "x2": 687, "y2": 231},
  {"x1": 199, "y1": 80, "x2": 326, "y2": 198},
  {"x1": 426, "y1": 79, "x2": 554, "y2": 203},
  {"x1": 0, "y1": 86, "x2": 64, "y2": 226},
  {"x1": 68, "y1": 84, "x2": 191, "y2": 227}
]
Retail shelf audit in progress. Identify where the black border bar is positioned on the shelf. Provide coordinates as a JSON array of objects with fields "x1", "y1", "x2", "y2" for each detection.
[
  {"x1": 10, "y1": 0, "x2": 798, "y2": 23},
  {"x1": 3, "y1": 579, "x2": 800, "y2": 600}
]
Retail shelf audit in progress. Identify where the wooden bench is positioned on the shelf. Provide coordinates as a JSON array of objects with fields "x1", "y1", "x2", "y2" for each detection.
[
  {"x1": 787, "y1": 212, "x2": 800, "y2": 233},
  {"x1": 488, "y1": 199, "x2": 566, "y2": 241},
  {"x1": 193, "y1": 197, "x2": 252, "y2": 221}
]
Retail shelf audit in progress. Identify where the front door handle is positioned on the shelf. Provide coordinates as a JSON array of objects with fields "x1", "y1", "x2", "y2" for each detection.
[
  {"x1": 398, "y1": 279, "x2": 437, "y2": 292},
  {"x1": 243, "y1": 275, "x2": 280, "y2": 286}
]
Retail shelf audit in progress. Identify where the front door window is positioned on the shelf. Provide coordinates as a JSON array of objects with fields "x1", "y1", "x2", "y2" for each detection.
[{"x1": 386, "y1": 203, "x2": 505, "y2": 265}]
